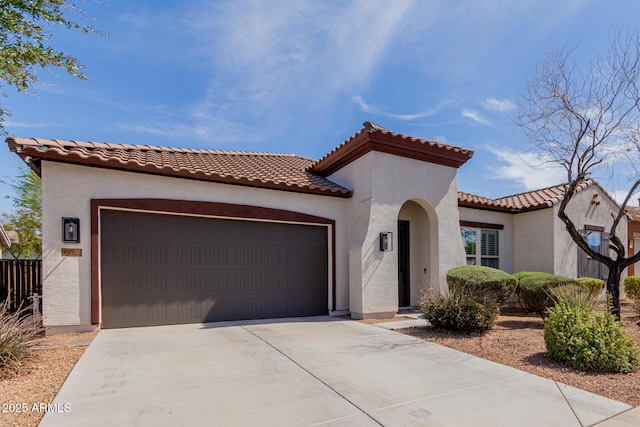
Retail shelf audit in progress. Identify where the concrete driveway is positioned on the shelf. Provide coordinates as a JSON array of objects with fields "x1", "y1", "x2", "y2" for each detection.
[{"x1": 41, "y1": 316, "x2": 631, "y2": 426}]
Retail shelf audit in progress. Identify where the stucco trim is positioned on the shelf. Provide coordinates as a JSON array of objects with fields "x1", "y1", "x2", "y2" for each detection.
[
  {"x1": 0, "y1": 222, "x2": 10, "y2": 248},
  {"x1": 460, "y1": 220, "x2": 505, "y2": 230},
  {"x1": 310, "y1": 130, "x2": 473, "y2": 176},
  {"x1": 90, "y1": 198, "x2": 337, "y2": 325}
]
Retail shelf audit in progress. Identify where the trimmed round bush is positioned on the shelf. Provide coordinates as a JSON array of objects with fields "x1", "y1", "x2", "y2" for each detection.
[
  {"x1": 514, "y1": 272, "x2": 579, "y2": 318},
  {"x1": 624, "y1": 276, "x2": 640, "y2": 300},
  {"x1": 421, "y1": 291, "x2": 497, "y2": 335},
  {"x1": 544, "y1": 299, "x2": 640, "y2": 373},
  {"x1": 575, "y1": 277, "x2": 604, "y2": 296},
  {"x1": 446, "y1": 265, "x2": 517, "y2": 306}
]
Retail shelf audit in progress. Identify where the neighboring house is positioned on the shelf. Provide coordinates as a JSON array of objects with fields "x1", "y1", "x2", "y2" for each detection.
[
  {"x1": 0, "y1": 222, "x2": 10, "y2": 259},
  {"x1": 4, "y1": 122, "x2": 627, "y2": 333},
  {"x1": 458, "y1": 180, "x2": 627, "y2": 282},
  {"x1": 626, "y1": 204, "x2": 640, "y2": 277}
]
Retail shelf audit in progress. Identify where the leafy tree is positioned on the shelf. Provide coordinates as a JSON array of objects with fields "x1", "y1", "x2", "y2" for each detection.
[
  {"x1": 0, "y1": 0, "x2": 99, "y2": 131},
  {"x1": 1, "y1": 168, "x2": 41, "y2": 259},
  {"x1": 516, "y1": 32, "x2": 640, "y2": 318}
]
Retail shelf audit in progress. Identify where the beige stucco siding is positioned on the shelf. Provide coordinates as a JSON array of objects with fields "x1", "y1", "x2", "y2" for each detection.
[
  {"x1": 41, "y1": 161, "x2": 350, "y2": 328},
  {"x1": 398, "y1": 201, "x2": 431, "y2": 305},
  {"x1": 458, "y1": 207, "x2": 515, "y2": 273},
  {"x1": 330, "y1": 151, "x2": 465, "y2": 317},
  {"x1": 513, "y1": 208, "x2": 555, "y2": 274},
  {"x1": 553, "y1": 185, "x2": 628, "y2": 280}
]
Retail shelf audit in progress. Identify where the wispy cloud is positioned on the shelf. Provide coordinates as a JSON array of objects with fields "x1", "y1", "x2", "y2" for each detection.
[
  {"x1": 489, "y1": 148, "x2": 566, "y2": 191},
  {"x1": 461, "y1": 108, "x2": 490, "y2": 125},
  {"x1": 119, "y1": 109, "x2": 263, "y2": 146},
  {"x1": 610, "y1": 190, "x2": 640, "y2": 206},
  {"x1": 353, "y1": 96, "x2": 444, "y2": 120},
  {"x1": 187, "y1": 1, "x2": 414, "y2": 117},
  {"x1": 482, "y1": 97, "x2": 515, "y2": 112}
]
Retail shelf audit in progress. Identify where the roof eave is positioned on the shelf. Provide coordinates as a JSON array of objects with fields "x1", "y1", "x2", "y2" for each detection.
[
  {"x1": 458, "y1": 201, "x2": 551, "y2": 214},
  {"x1": 18, "y1": 147, "x2": 353, "y2": 198},
  {"x1": 311, "y1": 130, "x2": 474, "y2": 176}
]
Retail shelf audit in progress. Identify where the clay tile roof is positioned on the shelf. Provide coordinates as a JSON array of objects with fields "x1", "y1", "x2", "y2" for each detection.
[
  {"x1": 627, "y1": 206, "x2": 640, "y2": 221},
  {"x1": 6, "y1": 137, "x2": 352, "y2": 198},
  {"x1": 310, "y1": 121, "x2": 474, "y2": 176},
  {"x1": 458, "y1": 180, "x2": 596, "y2": 213}
]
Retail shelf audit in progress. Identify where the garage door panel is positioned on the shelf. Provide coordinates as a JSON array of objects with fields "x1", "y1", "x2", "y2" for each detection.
[{"x1": 101, "y1": 210, "x2": 329, "y2": 328}]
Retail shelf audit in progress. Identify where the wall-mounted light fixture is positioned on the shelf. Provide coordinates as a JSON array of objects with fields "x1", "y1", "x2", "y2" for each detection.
[
  {"x1": 630, "y1": 240, "x2": 634, "y2": 250},
  {"x1": 62, "y1": 217, "x2": 80, "y2": 243},
  {"x1": 379, "y1": 232, "x2": 393, "y2": 251}
]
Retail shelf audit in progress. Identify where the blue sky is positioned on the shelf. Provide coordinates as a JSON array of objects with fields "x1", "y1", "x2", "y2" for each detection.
[{"x1": 1, "y1": 0, "x2": 639, "y2": 214}]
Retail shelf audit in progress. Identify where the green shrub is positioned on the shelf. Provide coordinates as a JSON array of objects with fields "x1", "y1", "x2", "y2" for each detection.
[
  {"x1": 514, "y1": 272, "x2": 579, "y2": 318},
  {"x1": 0, "y1": 301, "x2": 43, "y2": 370},
  {"x1": 544, "y1": 298, "x2": 640, "y2": 373},
  {"x1": 421, "y1": 290, "x2": 497, "y2": 335},
  {"x1": 575, "y1": 277, "x2": 604, "y2": 295},
  {"x1": 446, "y1": 265, "x2": 517, "y2": 306},
  {"x1": 624, "y1": 276, "x2": 640, "y2": 300},
  {"x1": 548, "y1": 284, "x2": 600, "y2": 312}
]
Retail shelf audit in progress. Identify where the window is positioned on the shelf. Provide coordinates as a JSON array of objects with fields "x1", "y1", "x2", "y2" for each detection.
[
  {"x1": 481, "y1": 230, "x2": 499, "y2": 268},
  {"x1": 460, "y1": 227, "x2": 476, "y2": 265},
  {"x1": 585, "y1": 230, "x2": 601, "y2": 254},
  {"x1": 577, "y1": 226, "x2": 608, "y2": 279},
  {"x1": 460, "y1": 227, "x2": 499, "y2": 268}
]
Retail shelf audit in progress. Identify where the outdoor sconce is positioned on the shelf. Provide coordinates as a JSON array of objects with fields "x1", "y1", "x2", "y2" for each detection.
[
  {"x1": 379, "y1": 232, "x2": 393, "y2": 251},
  {"x1": 62, "y1": 218, "x2": 80, "y2": 243},
  {"x1": 630, "y1": 240, "x2": 634, "y2": 250}
]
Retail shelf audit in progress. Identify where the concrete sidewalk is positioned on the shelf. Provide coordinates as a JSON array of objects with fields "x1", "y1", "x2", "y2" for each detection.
[{"x1": 41, "y1": 316, "x2": 632, "y2": 426}]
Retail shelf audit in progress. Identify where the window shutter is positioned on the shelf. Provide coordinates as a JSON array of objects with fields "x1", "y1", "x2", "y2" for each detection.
[
  {"x1": 600, "y1": 232, "x2": 610, "y2": 280},
  {"x1": 577, "y1": 229, "x2": 587, "y2": 277},
  {"x1": 600, "y1": 232, "x2": 610, "y2": 256},
  {"x1": 481, "y1": 230, "x2": 498, "y2": 256}
]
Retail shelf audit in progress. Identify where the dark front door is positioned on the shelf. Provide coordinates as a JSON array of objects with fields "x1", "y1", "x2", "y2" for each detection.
[{"x1": 398, "y1": 220, "x2": 410, "y2": 307}]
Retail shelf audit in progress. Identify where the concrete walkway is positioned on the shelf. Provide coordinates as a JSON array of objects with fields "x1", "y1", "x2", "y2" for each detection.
[{"x1": 41, "y1": 316, "x2": 632, "y2": 426}]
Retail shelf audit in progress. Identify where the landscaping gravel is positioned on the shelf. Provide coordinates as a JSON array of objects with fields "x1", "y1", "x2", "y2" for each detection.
[
  {"x1": 0, "y1": 332, "x2": 96, "y2": 427},
  {"x1": 400, "y1": 301, "x2": 640, "y2": 407}
]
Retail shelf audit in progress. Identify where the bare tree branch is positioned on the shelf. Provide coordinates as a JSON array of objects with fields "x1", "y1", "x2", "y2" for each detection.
[{"x1": 516, "y1": 31, "x2": 640, "y2": 318}]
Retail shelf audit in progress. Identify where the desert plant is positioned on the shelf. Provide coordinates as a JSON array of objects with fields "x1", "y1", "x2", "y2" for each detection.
[
  {"x1": 0, "y1": 301, "x2": 43, "y2": 370},
  {"x1": 421, "y1": 289, "x2": 497, "y2": 335},
  {"x1": 575, "y1": 277, "x2": 605, "y2": 296},
  {"x1": 624, "y1": 276, "x2": 640, "y2": 300},
  {"x1": 547, "y1": 284, "x2": 601, "y2": 312},
  {"x1": 446, "y1": 265, "x2": 517, "y2": 307},
  {"x1": 544, "y1": 297, "x2": 639, "y2": 373},
  {"x1": 514, "y1": 272, "x2": 579, "y2": 319}
]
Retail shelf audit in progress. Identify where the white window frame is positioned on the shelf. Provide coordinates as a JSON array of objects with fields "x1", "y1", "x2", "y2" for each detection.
[{"x1": 460, "y1": 225, "x2": 501, "y2": 269}]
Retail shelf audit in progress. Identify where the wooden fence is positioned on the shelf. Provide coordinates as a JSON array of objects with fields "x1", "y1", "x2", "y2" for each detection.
[{"x1": 0, "y1": 259, "x2": 42, "y2": 312}]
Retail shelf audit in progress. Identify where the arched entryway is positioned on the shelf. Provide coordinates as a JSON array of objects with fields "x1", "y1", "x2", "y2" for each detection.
[{"x1": 397, "y1": 200, "x2": 438, "y2": 307}]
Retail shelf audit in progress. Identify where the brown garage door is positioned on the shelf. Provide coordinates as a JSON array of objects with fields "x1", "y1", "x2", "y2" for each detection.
[{"x1": 100, "y1": 210, "x2": 328, "y2": 328}]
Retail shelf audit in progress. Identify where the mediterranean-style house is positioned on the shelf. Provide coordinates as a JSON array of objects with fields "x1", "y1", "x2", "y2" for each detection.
[{"x1": 5, "y1": 122, "x2": 627, "y2": 333}]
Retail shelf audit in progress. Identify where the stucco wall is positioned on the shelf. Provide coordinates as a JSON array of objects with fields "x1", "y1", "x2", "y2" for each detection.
[
  {"x1": 513, "y1": 208, "x2": 555, "y2": 274},
  {"x1": 627, "y1": 220, "x2": 640, "y2": 276},
  {"x1": 330, "y1": 151, "x2": 465, "y2": 318},
  {"x1": 398, "y1": 201, "x2": 431, "y2": 306},
  {"x1": 553, "y1": 185, "x2": 628, "y2": 282},
  {"x1": 41, "y1": 161, "x2": 350, "y2": 328},
  {"x1": 458, "y1": 207, "x2": 515, "y2": 273}
]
